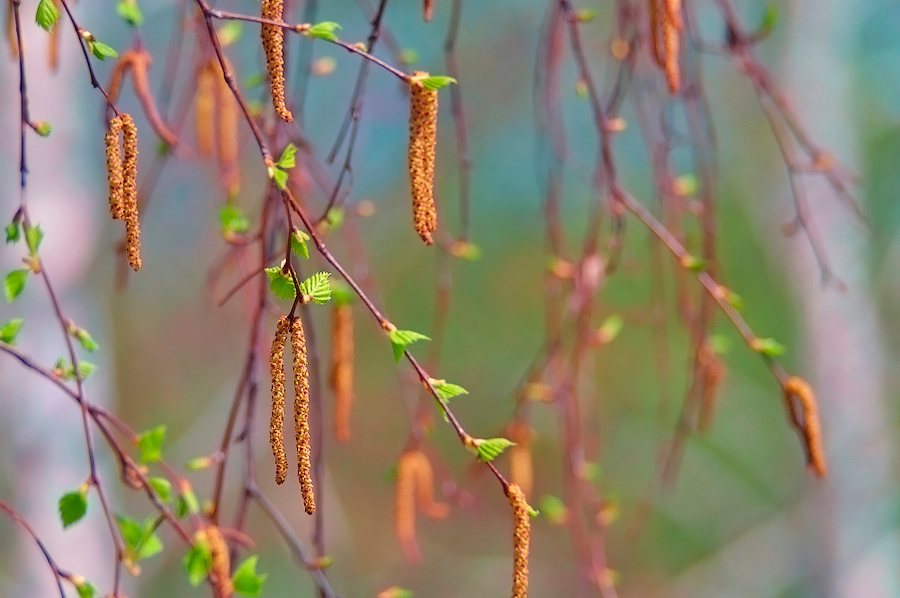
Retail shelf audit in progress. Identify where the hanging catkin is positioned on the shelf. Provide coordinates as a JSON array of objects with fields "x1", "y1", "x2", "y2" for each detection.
[
  {"x1": 194, "y1": 61, "x2": 217, "y2": 157},
  {"x1": 121, "y1": 114, "x2": 142, "y2": 271},
  {"x1": 507, "y1": 484, "x2": 530, "y2": 598},
  {"x1": 408, "y1": 72, "x2": 438, "y2": 245},
  {"x1": 507, "y1": 422, "x2": 534, "y2": 500},
  {"x1": 260, "y1": 0, "x2": 293, "y2": 123},
  {"x1": 783, "y1": 376, "x2": 827, "y2": 478},
  {"x1": 661, "y1": 0, "x2": 681, "y2": 93},
  {"x1": 129, "y1": 49, "x2": 179, "y2": 147},
  {"x1": 105, "y1": 116, "x2": 126, "y2": 220},
  {"x1": 291, "y1": 316, "x2": 315, "y2": 514},
  {"x1": 48, "y1": 0, "x2": 61, "y2": 71},
  {"x1": 205, "y1": 525, "x2": 233, "y2": 598},
  {"x1": 394, "y1": 450, "x2": 449, "y2": 563},
  {"x1": 330, "y1": 303, "x2": 355, "y2": 443},
  {"x1": 269, "y1": 316, "x2": 289, "y2": 485},
  {"x1": 423, "y1": 0, "x2": 435, "y2": 22},
  {"x1": 216, "y1": 60, "x2": 241, "y2": 198}
]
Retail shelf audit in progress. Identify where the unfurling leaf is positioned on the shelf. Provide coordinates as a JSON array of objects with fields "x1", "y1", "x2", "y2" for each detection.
[
  {"x1": 429, "y1": 379, "x2": 469, "y2": 400},
  {"x1": 418, "y1": 76, "x2": 457, "y2": 91},
  {"x1": 233, "y1": 555, "x2": 268, "y2": 596},
  {"x1": 291, "y1": 228, "x2": 310, "y2": 259},
  {"x1": 136, "y1": 425, "x2": 166, "y2": 463},
  {"x1": 387, "y1": 329, "x2": 430, "y2": 363},
  {"x1": 306, "y1": 21, "x2": 342, "y2": 42},
  {"x1": 0, "y1": 319, "x2": 24, "y2": 345},
  {"x1": 4, "y1": 270, "x2": 29, "y2": 303},
  {"x1": 298, "y1": 271, "x2": 331, "y2": 304},
  {"x1": 264, "y1": 265, "x2": 297, "y2": 300},
  {"x1": 35, "y1": 0, "x2": 60, "y2": 31},
  {"x1": 472, "y1": 437, "x2": 516, "y2": 462}
]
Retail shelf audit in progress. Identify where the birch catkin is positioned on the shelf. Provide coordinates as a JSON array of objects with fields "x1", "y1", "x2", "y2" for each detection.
[
  {"x1": 129, "y1": 49, "x2": 179, "y2": 147},
  {"x1": 205, "y1": 525, "x2": 233, "y2": 598},
  {"x1": 784, "y1": 376, "x2": 827, "y2": 478},
  {"x1": 508, "y1": 422, "x2": 534, "y2": 500},
  {"x1": 216, "y1": 63, "x2": 241, "y2": 198},
  {"x1": 331, "y1": 303, "x2": 354, "y2": 443},
  {"x1": 423, "y1": 0, "x2": 435, "y2": 22},
  {"x1": 121, "y1": 114, "x2": 142, "y2": 271},
  {"x1": 105, "y1": 116, "x2": 125, "y2": 220},
  {"x1": 408, "y1": 72, "x2": 438, "y2": 245},
  {"x1": 291, "y1": 316, "x2": 315, "y2": 514},
  {"x1": 260, "y1": 0, "x2": 293, "y2": 123},
  {"x1": 395, "y1": 451, "x2": 420, "y2": 563},
  {"x1": 409, "y1": 450, "x2": 449, "y2": 520},
  {"x1": 662, "y1": 0, "x2": 681, "y2": 93},
  {"x1": 507, "y1": 483, "x2": 530, "y2": 598},
  {"x1": 195, "y1": 61, "x2": 217, "y2": 157},
  {"x1": 269, "y1": 316, "x2": 289, "y2": 485}
]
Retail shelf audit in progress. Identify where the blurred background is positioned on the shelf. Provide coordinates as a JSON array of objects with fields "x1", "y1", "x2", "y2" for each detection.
[{"x1": 1, "y1": 0, "x2": 899, "y2": 596}]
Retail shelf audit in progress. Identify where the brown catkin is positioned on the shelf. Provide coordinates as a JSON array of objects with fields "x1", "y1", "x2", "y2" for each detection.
[
  {"x1": 507, "y1": 483, "x2": 530, "y2": 598},
  {"x1": 129, "y1": 49, "x2": 179, "y2": 147},
  {"x1": 661, "y1": 0, "x2": 681, "y2": 93},
  {"x1": 648, "y1": 0, "x2": 664, "y2": 68},
  {"x1": 216, "y1": 61, "x2": 241, "y2": 198},
  {"x1": 408, "y1": 72, "x2": 438, "y2": 245},
  {"x1": 121, "y1": 114, "x2": 141, "y2": 271},
  {"x1": 423, "y1": 0, "x2": 435, "y2": 22},
  {"x1": 260, "y1": 0, "x2": 293, "y2": 123},
  {"x1": 331, "y1": 304, "x2": 355, "y2": 443},
  {"x1": 107, "y1": 52, "x2": 136, "y2": 105},
  {"x1": 394, "y1": 451, "x2": 420, "y2": 563},
  {"x1": 5, "y1": 1, "x2": 16, "y2": 60},
  {"x1": 48, "y1": 0, "x2": 61, "y2": 71},
  {"x1": 784, "y1": 376, "x2": 827, "y2": 478},
  {"x1": 195, "y1": 61, "x2": 217, "y2": 157},
  {"x1": 205, "y1": 525, "x2": 233, "y2": 598},
  {"x1": 105, "y1": 116, "x2": 125, "y2": 220},
  {"x1": 507, "y1": 422, "x2": 534, "y2": 500},
  {"x1": 409, "y1": 450, "x2": 449, "y2": 520},
  {"x1": 291, "y1": 317, "x2": 315, "y2": 514},
  {"x1": 269, "y1": 316, "x2": 289, "y2": 485}
]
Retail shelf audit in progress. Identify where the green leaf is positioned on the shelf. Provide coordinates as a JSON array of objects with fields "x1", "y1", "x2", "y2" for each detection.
[
  {"x1": 185, "y1": 456, "x2": 213, "y2": 471},
  {"x1": 472, "y1": 437, "x2": 516, "y2": 462},
  {"x1": 708, "y1": 334, "x2": 731, "y2": 355},
  {"x1": 4, "y1": 269, "x2": 29, "y2": 303},
  {"x1": 35, "y1": 0, "x2": 60, "y2": 31},
  {"x1": 378, "y1": 588, "x2": 414, "y2": 598},
  {"x1": 72, "y1": 326, "x2": 100, "y2": 352},
  {"x1": 276, "y1": 143, "x2": 297, "y2": 169},
  {"x1": 0, "y1": 319, "x2": 24, "y2": 345},
  {"x1": 760, "y1": 3, "x2": 779, "y2": 33},
  {"x1": 219, "y1": 206, "x2": 250, "y2": 237},
  {"x1": 290, "y1": 228, "x2": 310, "y2": 259},
  {"x1": 429, "y1": 379, "x2": 468, "y2": 400},
  {"x1": 148, "y1": 477, "x2": 172, "y2": 503},
  {"x1": 418, "y1": 76, "x2": 457, "y2": 91},
  {"x1": 183, "y1": 541, "x2": 212, "y2": 587},
  {"x1": 680, "y1": 255, "x2": 706, "y2": 272},
  {"x1": 271, "y1": 167, "x2": 289, "y2": 191},
  {"x1": 306, "y1": 21, "x2": 342, "y2": 42},
  {"x1": 89, "y1": 41, "x2": 119, "y2": 61},
  {"x1": 217, "y1": 21, "x2": 243, "y2": 46},
  {"x1": 116, "y1": 0, "x2": 143, "y2": 27},
  {"x1": 118, "y1": 515, "x2": 163, "y2": 560},
  {"x1": 59, "y1": 490, "x2": 88, "y2": 528},
  {"x1": 264, "y1": 266, "x2": 296, "y2": 300},
  {"x1": 596, "y1": 314, "x2": 623, "y2": 344},
  {"x1": 752, "y1": 337, "x2": 786, "y2": 358},
  {"x1": 136, "y1": 425, "x2": 166, "y2": 463},
  {"x1": 5, "y1": 221, "x2": 19, "y2": 243},
  {"x1": 331, "y1": 281, "x2": 355, "y2": 306},
  {"x1": 298, "y1": 271, "x2": 331, "y2": 304},
  {"x1": 34, "y1": 121, "x2": 52, "y2": 137},
  {"x1": 232, "y1": 555, "x2": 268, "y2": 597},
  {"x1": 387, "y1": 329, "x2": 430, "y2": 363},
  {"x1": 180, "y1": 487, "x2": 200, "y2": 516},
  {"x1": 74, "y1": 578, "x2": 97, "y2": 598},
  {"x1": 324, "y1": 206, "x2": 344, "y2": 230},
  {"x1": 76, "y1": 361, "x2": 97, "y2": 380},
  {"x1": 25, "y1": 225, "x2": 43, "y2": 256}
]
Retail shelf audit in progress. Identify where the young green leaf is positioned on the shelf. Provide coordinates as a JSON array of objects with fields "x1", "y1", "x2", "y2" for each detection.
[
  {"x1": 264, "y1": 266, "x2": 296, "y2": 300},
  {"x1": 276, "y1": 143, "x2": 297, "y2": 169},
  {"x1": 179, "y1": 486, "x2": 201, "y2": 516},
  {"x1": 306, "y1": 21, "x2": 342, "y2": 42},
  {"x1": 429, "y1": 379, "x2": 469, "y2": 400},
  {"x1": 324, "y1": 207, "x2": 344, "y2": 230},
  {"x1": 136, "y1": 425, "x2": 166, "y2": 463},
  {"x1": 217, "y1": 21, "x2": 243, "y2": 46},
  {"x1": 680, "y1": 255, "x2": 706, "y2": 272},
  {"x1": 538, "y1": 495, "x2": 568, "y2": 525},
  {"x1": 35, "y1": 0, "x2": 60, "y2": 31},
  {"x1": 34, "y1": 121, "x2": 52, "y2": 137},
  {"x1": 73, "y1": 578, "x2": 97, "y2": 598},
  {"x1": 377, "y1": 588, "x2": 414, "y2": 598},
  {"x1": 298, "y1": 271, "x2": 331, "y2": 304},
  {"x1": 4, "y1": 269, "x2": 29, "y2": 303},
  {"x1": 387, "y1": 329, "x2": 430, "y2": 363},
  {"x1": 183, "y1": 541, "x2": 212, "y2": 587},
  {"x1": 59, "y1": 490, "x2": 88, "y2": 528},
  {"x1": 271, "y1": 167, "x2": 289, "y2": 191},
  {"x1": 232, "y1": 555, "x2": 268, "y2": 597},
  {"x1": 148, "y1": 477, "x2": 172, "y2": 503},
  {"x1": 25, "y1": 225, "x2": 43, "y2": 257},
  {"x1": 5, "y1": 221, "x2": 19, "y2": 243},
  {"x1": 472, "y1": 437, "x2": 516, "y2": 462},
  {"x1": 117, "y1": 515, "x2": 163, "y2": 560},
  {"x1": 72, "y1": 326, "x2": 100, "y2": 352},
  {"x1": 76, "y1": 361, "x2": 97, "y2": 380},
  {"x1": 595, "y1": 314, "x2": 623, "y2": 344},
  {"x1": 0, "y1": 319, "x2": 24, "y2": 345},
  {"x1": 89, "y1": 41, "x2": 119, "y2": 61},
  {"x1": 116, "y1": 0, "x2": 143, "y2": 26},
  {"x1": 290, "y1": 228, "x2": 310, "y2": 260},
  {"x1": 418, "y1": 76, "x2": 457, "y2": 91},
  {"x1": 751, "y1": 337, "x2": 786, "y2": 358},
  {"x1": 219, "y1": 206, "x2": 250, "y2": 238}
]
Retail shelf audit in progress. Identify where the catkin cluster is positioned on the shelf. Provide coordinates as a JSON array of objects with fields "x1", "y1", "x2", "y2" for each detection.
[
  {"x1": 506, "y1": 483, "x2": 530, "y2": 598},
  {"x1": 195, "y1": 58, "x2": 241, "y2": 196},
  {"x1": 408, "y1": 72, "x2": 438, "y2": 245},
  {"x1": 108, "y1": 50, "x2": 178, "y2": 147},
  {"x1": 205, "y1": 525, "x2": 233, "y2": 598},
  {"x1": 394, "y1": 449, "x2": 450, "y2": 563},
  {"x1": 649, "y1": 0, "x2": 682, "y2": 93},
  {"x1": 105, "y1": 113, "x2": 142, "y2": 271},
  {"x1": 783, "y1": 376, "x2": 827, "y2": 478},
  {"x1": 330, "y1": 303, "x2": 355, "y2": 443},
  {"x1": 260, "y1": 0, "x2": 293, "y2": 123},
  {"x1": 269, "y1": 316, "x2": 290, "y2": 485}
]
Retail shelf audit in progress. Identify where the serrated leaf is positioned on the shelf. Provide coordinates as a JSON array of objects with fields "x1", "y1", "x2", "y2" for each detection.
[
  {"x1": 25, "y1": 225, "x2": 43, "y2": 256},
  {"x1": 4, "y1": 269, "x2": 29, "y2": 303},
  {"x1": 233, "y1": 555, "x2": 268, "y2": 597},
  {"x1": 290, "y1": 228, "x2": 310, "y2": 259},
  {"x1": 474, "y1": 437, "x2": 516, "y2": 462},
  {"x1": 264, "y1": 266, "x2": 296, "y2": 300},
  {"x1": 5, "y1": 221, "x2": 19, "y2": 243},
  {"x1": 183, "y1": 541, "x2": 212, "y2": 587},
  {"x1": 148, "y1": 477, "x2": 172, "y2": 503},
  {"x1": 136, "y1": 425, "x2": 166, "y2": 463},
  {"x1": 35, "y1": 0, "x2": 60, "y2": 31},
  {"x1": 271, "y1": 167, "x2": 288, "y2": 191},
  {"x1": 276, "y1": 143, "x2": 297, "y2": 169},
  {"x1": 89, "y1": 41, "x2": 119, "y2": 61},
  {"x1": 219, "y1": 206, "x2": 250, "y2": 237},
  {"x1": 387, "y1": 329, "x2": 430, "y2": 363},
  {"x1": 430, "y1": 380, "x2": 468, "y2": 400},
  {"x1": 752, "y1": 337, "x2": 786, "y2": 358},
  {"x1": 418, "y1": 76, "x2": 457, "y2": 91},
  {"x1": 59, "y1": 491, "x2": 88, "y2": 528},
  {"x1": 298, "y1": 271, "x2": 331, "y2": 304},
  {"x1": 76, "y1": 361, "x2": 96, "y2": 380},
  {"x1": 118, "y1": 515, "x2": 163, "y2": 560},
  {"x1": 0, "y1": 319, "x2": 24, "y2": 345},
  {"x1": 307, "y1": 21, "x2": 342, "y2": 42},
  {"x1": 116, "y1": 0, "x2": 143, "y2": 27}
]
